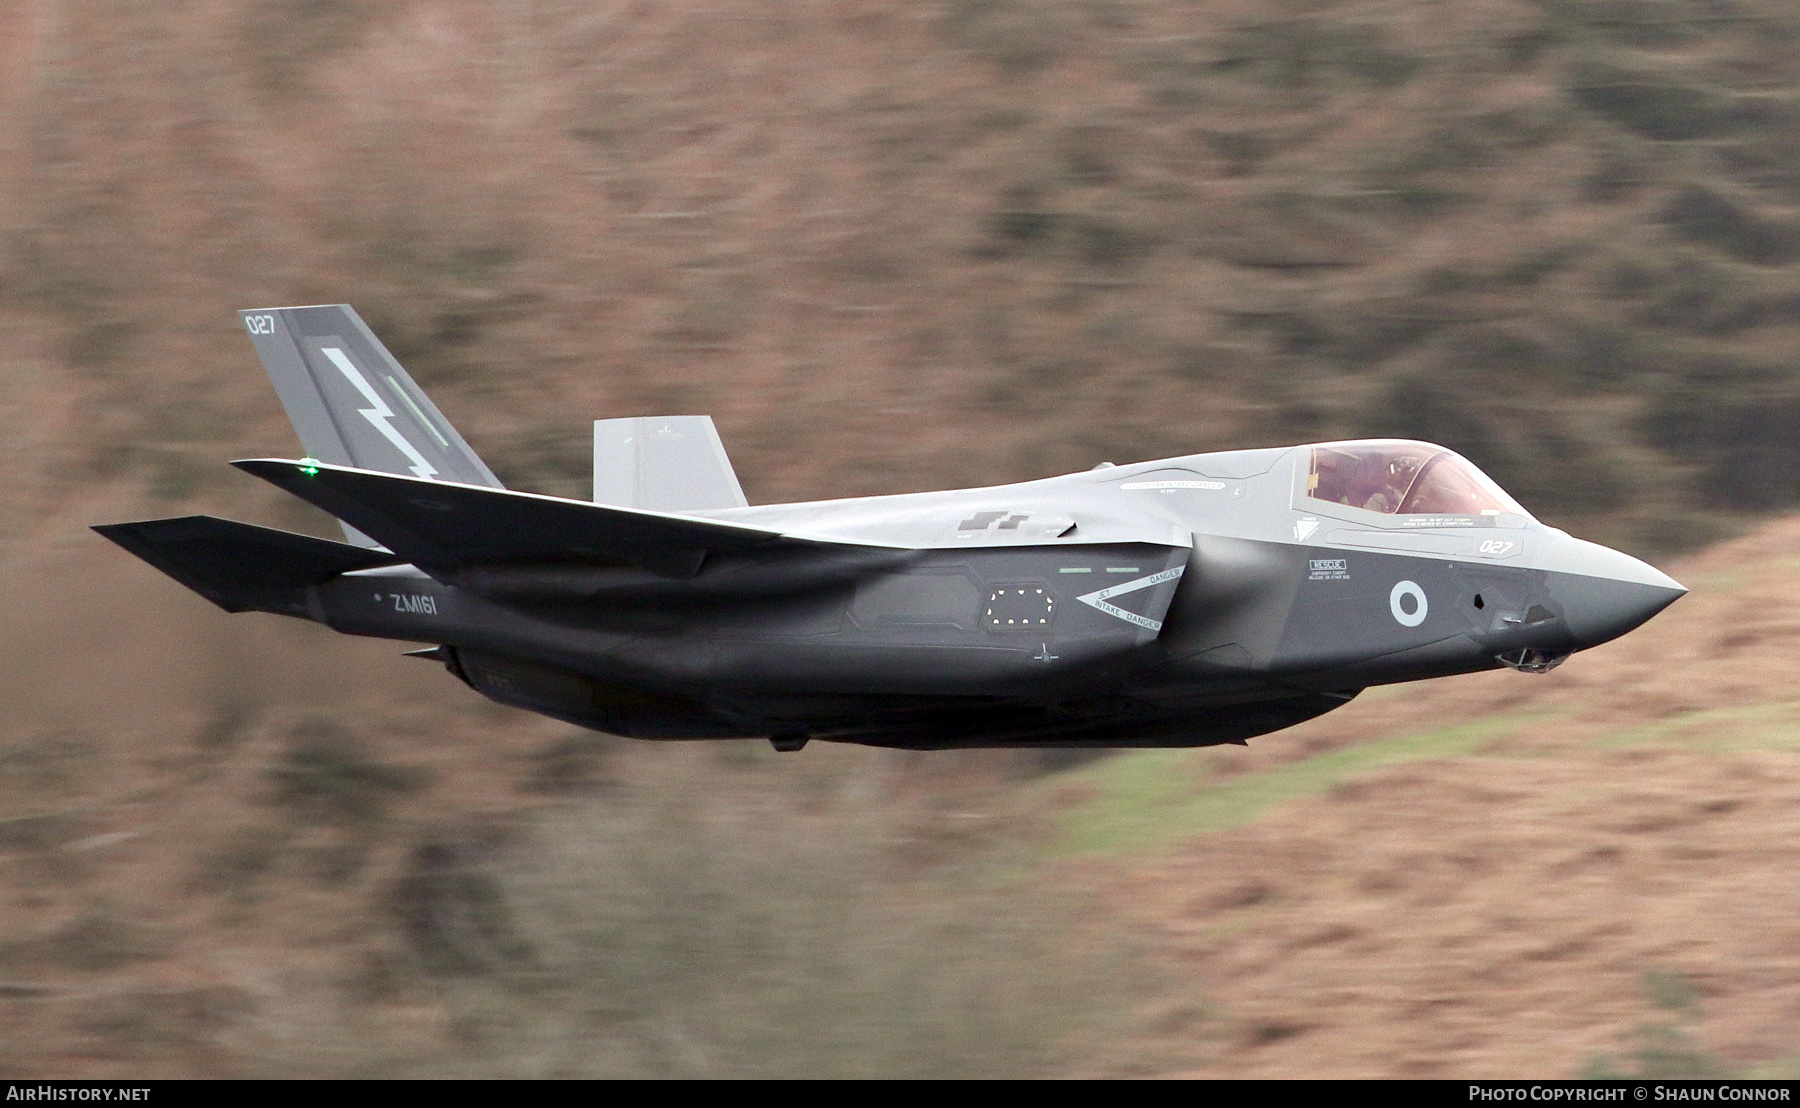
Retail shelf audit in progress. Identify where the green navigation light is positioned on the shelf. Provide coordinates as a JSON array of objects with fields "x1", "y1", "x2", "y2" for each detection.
[{"x1": 298, "y1": 458, "x2": 321, "y2": 477}]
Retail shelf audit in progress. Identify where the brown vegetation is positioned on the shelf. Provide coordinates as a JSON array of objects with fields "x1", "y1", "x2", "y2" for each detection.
[{"x1": 9, "y1": 1, "x2": 1800, "y2": 548}]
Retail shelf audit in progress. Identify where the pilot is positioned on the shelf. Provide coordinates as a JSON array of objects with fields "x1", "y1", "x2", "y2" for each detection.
[
  {"x1": 1342, "y1": 455, "x2": 1390, "y2": 513},
  {"x1": 1360, "y1": 453, "x2": 1422, "y2": 513}
]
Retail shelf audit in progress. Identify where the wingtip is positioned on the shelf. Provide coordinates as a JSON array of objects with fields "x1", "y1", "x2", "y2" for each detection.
[{"x1": 230, "y1": 457, "x2": 321, "y2": 478}]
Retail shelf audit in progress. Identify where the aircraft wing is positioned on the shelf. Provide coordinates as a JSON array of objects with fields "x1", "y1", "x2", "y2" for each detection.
[
  {"x1": 232, "y1": 459, "x2": 861, "y2": 577},
  {"x1": 93, "y1": 515, "x2": 401, "y2": 614}
]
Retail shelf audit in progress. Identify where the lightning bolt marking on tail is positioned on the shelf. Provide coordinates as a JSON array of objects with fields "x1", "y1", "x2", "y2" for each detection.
[
  {"x1": 387, "y1": 374, "x2": 451, "y2": 448},
  {"x1": 319, "y1": 347, "x2": 438, "y2": 479}
]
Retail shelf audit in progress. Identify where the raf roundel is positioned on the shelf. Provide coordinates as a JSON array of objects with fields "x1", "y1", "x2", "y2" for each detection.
[{"x1": 1389, "y1": 580, "x2": 1428, "y2": 627}]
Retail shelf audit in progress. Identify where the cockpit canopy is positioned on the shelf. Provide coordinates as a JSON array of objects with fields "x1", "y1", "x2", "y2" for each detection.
[{"x1": 1307, "y1": 441, "x2": 1526, "y2": 518}]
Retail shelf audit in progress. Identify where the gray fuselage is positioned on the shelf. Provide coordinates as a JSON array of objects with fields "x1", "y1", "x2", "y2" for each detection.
[{"x1": 302, "y1": 441, "x2": 1683, "y2": 750}]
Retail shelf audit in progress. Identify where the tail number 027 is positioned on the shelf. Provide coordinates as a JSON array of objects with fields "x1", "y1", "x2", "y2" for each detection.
[{"x1": 244, "y1": 314, "x2": 277, "y2": 335}]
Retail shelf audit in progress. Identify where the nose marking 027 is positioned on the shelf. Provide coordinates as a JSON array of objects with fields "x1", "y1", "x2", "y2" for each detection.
[{"x1": 1390, "y1": 580, "x2": 1428, "y2": 627}]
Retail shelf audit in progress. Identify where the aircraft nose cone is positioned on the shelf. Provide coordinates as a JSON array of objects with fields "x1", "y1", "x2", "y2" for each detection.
[
  {"x1": 1539, "y1": 534, "x2": 1686, "y2": 648},
  {"x1": 1555, "y1": 574, "x2": 1687, "y2": 648}
]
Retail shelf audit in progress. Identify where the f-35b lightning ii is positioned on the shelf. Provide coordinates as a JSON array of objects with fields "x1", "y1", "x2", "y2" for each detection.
[{"x1": 97, "y1": 305, "x2": 1685, "y2": 751}]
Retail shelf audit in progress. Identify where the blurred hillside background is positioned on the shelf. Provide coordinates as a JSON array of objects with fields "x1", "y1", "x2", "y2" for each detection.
[{"x1": 4, "y1": 0, "x2": 1800, "y2": 1078}]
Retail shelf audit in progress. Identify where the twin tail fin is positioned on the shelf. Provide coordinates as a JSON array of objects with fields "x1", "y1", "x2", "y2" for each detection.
[{"x1": 238, "y1": 304, "x2": 502, "y2": 546}]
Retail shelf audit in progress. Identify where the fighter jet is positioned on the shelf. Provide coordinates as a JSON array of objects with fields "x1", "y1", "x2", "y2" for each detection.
[{"x1": 96, "y1": 305, "x2": 1685, "y2": 751}]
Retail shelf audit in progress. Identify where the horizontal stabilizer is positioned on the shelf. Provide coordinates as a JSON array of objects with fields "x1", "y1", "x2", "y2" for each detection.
[
  {"x1": 93, "y1": 516, "x2": 399, "y2": 614},
  {"x1": 232, "y1": 459, "x2": 837, "y2": 578},
  {"x1": 593, "y1": 416, "x2": 748, "y2": 512}
]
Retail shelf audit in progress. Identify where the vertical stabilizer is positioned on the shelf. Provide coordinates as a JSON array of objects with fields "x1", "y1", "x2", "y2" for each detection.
[
  {"x1": 593, "y1": 416, "x2": 748, "y2": 512},
  {"x1": 239, "y1": 305, "x2": 504, "y2": 547}
]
